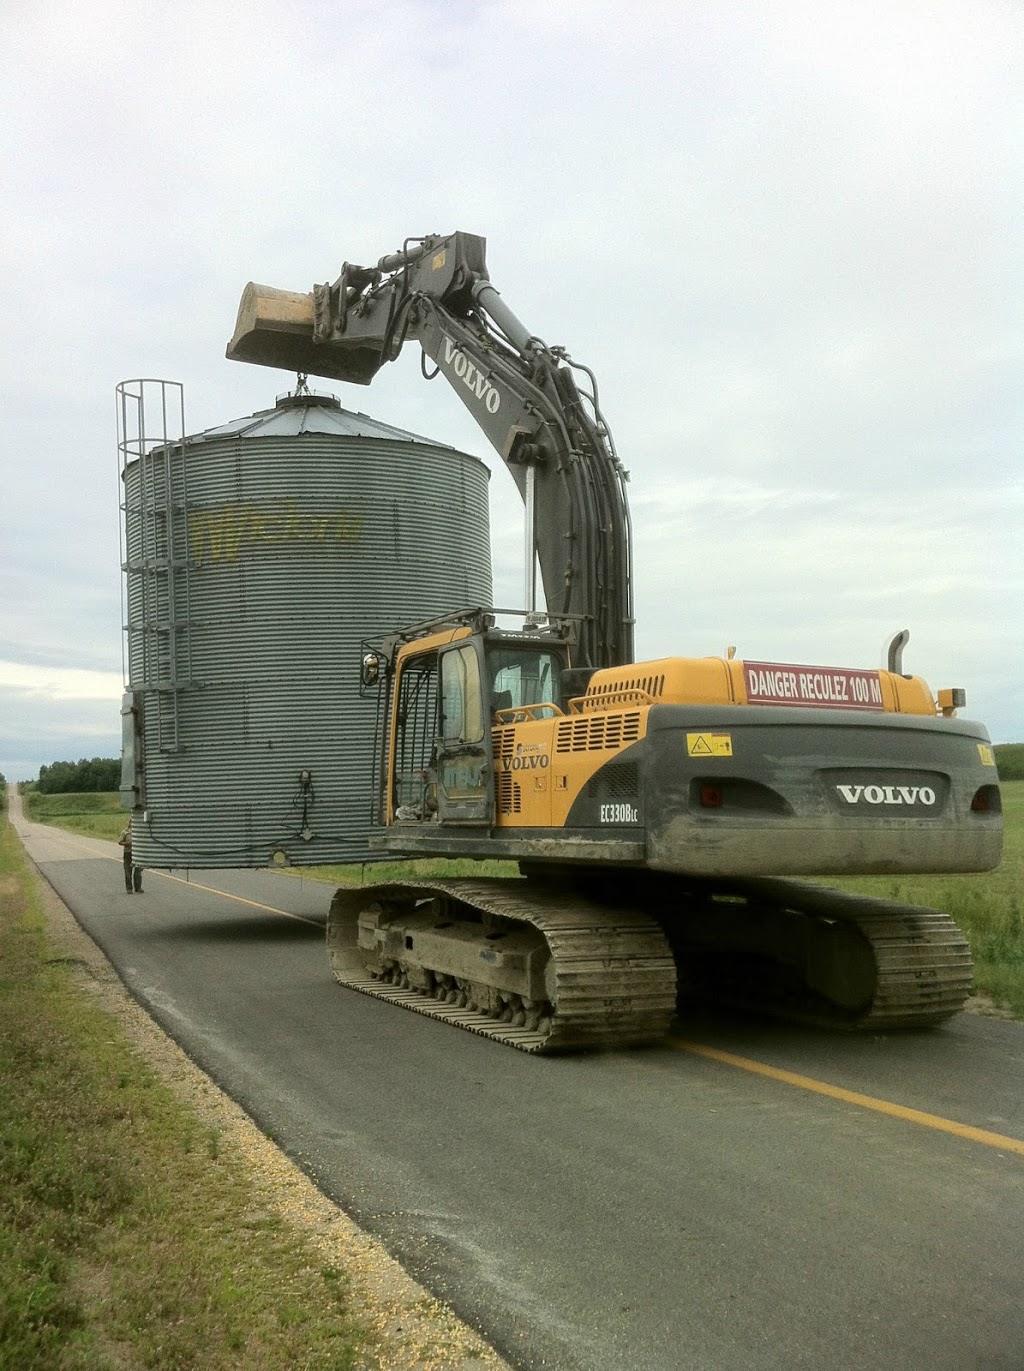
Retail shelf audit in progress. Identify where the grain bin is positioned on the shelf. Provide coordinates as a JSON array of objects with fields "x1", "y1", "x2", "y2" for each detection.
[{"x1": 117, "y1": 379, "x2": 491, "y2": 869}]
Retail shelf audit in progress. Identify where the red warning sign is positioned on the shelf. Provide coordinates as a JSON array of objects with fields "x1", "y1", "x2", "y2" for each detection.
[{"x1": 743, "y1": 661, "x2": 884, "y2": 711}]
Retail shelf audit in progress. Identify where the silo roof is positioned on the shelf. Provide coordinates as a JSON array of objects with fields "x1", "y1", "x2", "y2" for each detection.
[{"x1": 184, "y1": 391, "x2": 466, "y2": 450}]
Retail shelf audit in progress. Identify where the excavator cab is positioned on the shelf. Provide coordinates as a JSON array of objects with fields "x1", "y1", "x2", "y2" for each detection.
[{"x1": 377, "y1": 616, "x2": 572, "y2": 831}]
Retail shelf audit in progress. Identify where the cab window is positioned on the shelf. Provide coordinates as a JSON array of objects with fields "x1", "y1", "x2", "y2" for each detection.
[
  {"x1": 489, "y1": 647, "x2": 559, "y2": 711},
  {"x1": 441, "y1": 644, "x2": 484, "y2": 744}
]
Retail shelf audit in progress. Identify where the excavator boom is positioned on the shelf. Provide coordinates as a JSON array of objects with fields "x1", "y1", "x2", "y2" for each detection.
[{"x1": 228, "y1": 232, "x2": 633, "y2": 668}]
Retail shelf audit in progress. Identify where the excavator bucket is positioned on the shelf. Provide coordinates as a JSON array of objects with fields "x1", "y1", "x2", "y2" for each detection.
[{"x1": 225, "y1": 282, "x2": 381, "y2": 384}]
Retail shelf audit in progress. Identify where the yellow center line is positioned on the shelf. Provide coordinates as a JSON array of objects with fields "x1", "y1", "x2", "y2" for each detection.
[
  {"x1": 159, "y1": 871, "x2": 323, "y2": 928},
  {"x1": 672, "y1": 1039, "x2": 1024, "y2": 1158},
  {"x1": 19, "y1": 825, "x2": 323, "y2": 929}
]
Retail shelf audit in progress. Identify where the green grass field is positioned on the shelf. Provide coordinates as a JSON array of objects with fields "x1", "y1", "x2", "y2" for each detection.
[
  {"x1": 23, "y1": 782, "x2": 1023, "y2": 1017},
  {"x1": 21, "y1": 788, "x2": 129, "y2": 841}
]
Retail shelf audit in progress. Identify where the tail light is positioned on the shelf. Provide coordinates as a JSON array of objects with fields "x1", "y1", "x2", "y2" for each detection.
[{"x1": 971, "y1": 786, "x2": 1001, "y2": 814}]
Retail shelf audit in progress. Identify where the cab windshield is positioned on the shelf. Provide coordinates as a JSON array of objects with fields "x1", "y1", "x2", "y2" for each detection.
[{"x1": 487, "y1": 646, "x2": 561, "y2": 712}]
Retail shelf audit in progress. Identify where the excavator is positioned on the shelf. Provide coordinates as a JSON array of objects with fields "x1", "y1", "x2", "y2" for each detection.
[{"x1": 226, "y1": 231, "x2": 1002, "y2": 1052}]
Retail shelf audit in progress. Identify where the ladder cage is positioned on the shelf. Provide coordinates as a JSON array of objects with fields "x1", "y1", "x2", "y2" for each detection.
[{"x1": 117, "y1": 379, "x2": 194, "y2": 753}]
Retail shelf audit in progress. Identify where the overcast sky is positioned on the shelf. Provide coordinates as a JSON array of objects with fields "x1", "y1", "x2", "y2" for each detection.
[{"x1": 1, "y1": 0, "x2": 1020, "y2": 781}]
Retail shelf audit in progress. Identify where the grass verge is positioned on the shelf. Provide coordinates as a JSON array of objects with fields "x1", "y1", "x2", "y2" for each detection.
[
  {"x1": 0, "y1": 819, "x2": 367, "y2": 1371},
  {"x1": 20, "y1": 789, "x2": 127, "y2": 843}
]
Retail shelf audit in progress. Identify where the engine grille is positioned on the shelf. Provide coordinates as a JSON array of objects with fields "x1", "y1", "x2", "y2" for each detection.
[
  {"x1": 556, "y1": 712, "x2": 642, "y2": 753},
  {"x1": 588, "y1": 761, "x2": 639, "y2": 800}
]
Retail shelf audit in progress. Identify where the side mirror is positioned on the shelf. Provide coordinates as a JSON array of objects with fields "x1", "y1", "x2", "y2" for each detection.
[{"x1": 361, "y1": 652, "x2": 384, "y2": 687}]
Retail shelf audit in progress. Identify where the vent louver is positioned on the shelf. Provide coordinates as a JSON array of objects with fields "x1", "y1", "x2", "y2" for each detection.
[{"x1": 555, "y1": 712, "x2": 642, "y2": 753}]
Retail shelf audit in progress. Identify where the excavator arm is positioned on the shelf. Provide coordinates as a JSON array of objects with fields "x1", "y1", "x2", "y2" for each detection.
[{"x1": 227, "y1": 231, "x2": 633, "y2": 669}]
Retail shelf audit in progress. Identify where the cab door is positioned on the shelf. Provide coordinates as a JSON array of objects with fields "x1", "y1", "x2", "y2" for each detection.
[{"x1": 436, "y1": 639, "x2": 494, "y2": 824}]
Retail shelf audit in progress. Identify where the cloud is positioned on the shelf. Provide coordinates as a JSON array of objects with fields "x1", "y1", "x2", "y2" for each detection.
[{"x1": 0, "y1": 662, "x2": 124, "y2": 703}]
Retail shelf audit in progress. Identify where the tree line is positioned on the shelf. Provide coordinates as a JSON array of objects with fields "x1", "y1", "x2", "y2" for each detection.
[
  {"x1": 36, "y1": 758, "x2": 121, "y2": 794},
  {"x1": 22, "y1": 747, "x2": 1024, "y2": 794}
]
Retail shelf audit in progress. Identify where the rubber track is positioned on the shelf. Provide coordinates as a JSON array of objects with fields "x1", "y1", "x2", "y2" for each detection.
[
  {"x1": 678, "y1": 879, "x2": 974, "y2": 1031},
  {"x1": 787, "y1": 884, "x2": 973, "y2": 1030},
  {"x1": 328, "y1": 878, "x2": 677, "y2": 1053}
]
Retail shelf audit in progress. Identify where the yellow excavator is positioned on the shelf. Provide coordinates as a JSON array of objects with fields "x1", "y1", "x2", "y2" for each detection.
[{"x1": 227, "y1": 232, "x2": 1002, "y2": 1052}]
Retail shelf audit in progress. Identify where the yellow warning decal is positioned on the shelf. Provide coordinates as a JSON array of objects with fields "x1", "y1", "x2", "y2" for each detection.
[
  {"x1": 432, "y1": 250, "x2": 447, "y2": 270},
  {"x1": 687, "y1": 733, "x2": 733, "y2": 758},
  {"x1": 978, "y1": 744, "x2": 996, "y2": 767}
]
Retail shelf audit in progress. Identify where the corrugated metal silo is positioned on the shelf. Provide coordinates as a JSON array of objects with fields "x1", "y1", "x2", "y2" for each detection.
[{"x1": 117, "y1": 380, "x2": 491, "y2": 869}]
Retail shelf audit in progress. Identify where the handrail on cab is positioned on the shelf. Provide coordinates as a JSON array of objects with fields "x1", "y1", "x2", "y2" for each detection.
[
  {"x1": 568, "y1": 688, "x2": 655, "y2": 713},
  {"x1": 494, "y1": 701, "x2": 564, "y2": 725}
]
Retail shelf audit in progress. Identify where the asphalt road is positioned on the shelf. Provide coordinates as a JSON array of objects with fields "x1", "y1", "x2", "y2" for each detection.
[{"x1": 12, "y1": 799, "x2": 1024, "y2": 1371}]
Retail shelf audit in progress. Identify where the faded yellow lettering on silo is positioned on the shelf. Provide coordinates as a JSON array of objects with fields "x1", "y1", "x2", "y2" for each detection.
[
  {"x1": 189, "y1": 500, "x2": 364, "y2": 564},
  {"x1": 190, "y1": 505, "x2": 248, "y2": 563},
  {"x1": 246, "y1": 505, "x2": 269, "y2": 544},
  {"x1": 331, "y1": 513, "x2": 363, "y2": 540}
]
